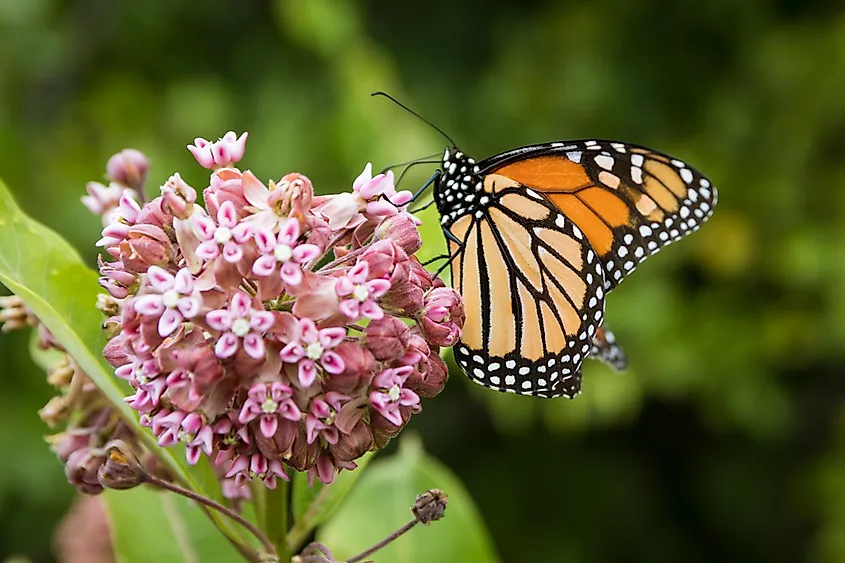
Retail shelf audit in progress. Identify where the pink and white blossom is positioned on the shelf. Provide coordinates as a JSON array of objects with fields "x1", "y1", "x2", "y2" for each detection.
[{"x1": 205, "y1": 292, "x2": 274, "y2": 359}]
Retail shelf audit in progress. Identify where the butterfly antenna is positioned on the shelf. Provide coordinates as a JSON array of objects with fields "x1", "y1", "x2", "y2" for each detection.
[{"x1": 371, "y1": 91, "x2": 457, "y2": 147}]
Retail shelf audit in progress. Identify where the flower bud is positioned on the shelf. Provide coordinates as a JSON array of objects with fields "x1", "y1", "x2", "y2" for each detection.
[
  {"x1": 375, "y1": 213, "x2": 422, "y2": 255},
  {"x1": 254, "y1": 418, "x2": 298, "y2": 460},
  {"x1": 66, "y1": 448, "x2": 106, "y2": 495},
  {"x1": 47, "y1": 355, "x2": 77, "y2": 388},
  {"x1": 413, "y1": 489, "x2": 448, "y2": 525},
  {"x1": 370, "y1": 407, "x2": 412, "y2": 449},
  {"x1": 135, "y1": 196, "x2": 172, "y2": 230},
  {"x1": 409, "y1": 352, "x2": 449, "y2": 399},
  {"x1": 0, "y1": 295, "x2": 35, "y2": 332},
  {"x1": 328, "y1": 419, "x2": 373, "y2": 462},
  {"x1": 120, "y1": 224, "x2": 174, "y2": 272},
  {"x1": 204, "y1": 168, "x2": 249, "y2": 218},
  {"x1": 161, "y1": 173, "x2": 197, "y2": 219},
  {"x1": 39, "y1": 396, "x2": 69, "y2": 427},
  {"x1": 364, "y1": 316, "x2": 409, "y2": 361},
  {"x1": 323, "y1": 342, "x2": 375, "y2": 393},
  {"x1": 286, "y1": 428, "x2": 320, "y2": 472},
  {"x1": 106, "y1": 149, "x2": 149, "y2": 191},
  {"x1": 417, "y1": 288, "x2": 465, "y2": 347},
  {"x1": 97, "y1": 440, "x2": 146, "y2": 490},
  {"x1": 48, "y1": 429, "x2": 92, "y2": 463}
]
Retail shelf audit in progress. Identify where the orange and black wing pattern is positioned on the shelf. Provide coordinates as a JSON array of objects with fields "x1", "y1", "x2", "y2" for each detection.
[
  {"x1": 433, "y1": 140, "x2": 717, "y2": 398},
  {"x1": 481, "y1": 140, "x2": 717, "y2": 291}
]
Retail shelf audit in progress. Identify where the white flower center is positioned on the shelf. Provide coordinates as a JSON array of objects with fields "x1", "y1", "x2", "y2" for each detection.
[
  {"x1": 306, "y1": 341, "x2": 324, "y2": 360},
  {"x1": 353, "y1": 285, "x2": 369, "y2": 302},
  {"x1": 214, "y1": 226, "x2": 233, "y2": 244},
  {"x1": 177, "y1": 429, "x2": 194, "y2": 444},
  {"x1": 274, "y1": 244, "x2": 293, "y2": 263},
  {"x1": 261, "y1": 398, "x2": 278, "y2": 414},
  {"x1": 231, "y1": 318, "x2": 251, "y2": 337},
  {"x1": 162, "y1": 289, "x2": 180, "y2": 308},
  {"x1": 387, "y1": 384, "x2": 401, "y2": 402}
]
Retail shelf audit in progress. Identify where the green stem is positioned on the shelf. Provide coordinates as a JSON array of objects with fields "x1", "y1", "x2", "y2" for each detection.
[{"x1": 262, "y1": 476, "x2": 292, "y2": 562}]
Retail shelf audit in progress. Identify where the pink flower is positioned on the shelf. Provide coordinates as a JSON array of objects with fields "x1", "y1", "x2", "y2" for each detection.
[
  {"x1": 206, "y1": 292, "x2": 274, "y2": 359},
  {"x1": 308, "y1": 455, "x2": 356, "y2": 486},
  {"x1": 335, "y1": 262, "x2": 390, "y2": 321},
  {"x1": 369, "y1": 366, "x2": 420, "y2": 426},
  {"x1": 238, "y1": 382, "x2": 301, "y2": 438},
  {"x1": 417, "y1": 287, "x2": 465, "y2": 347},
  {"x1": 106, "y1": 148, "x2": 149, "y2": 191},
  {"x1": 252, "y1": 219, "x2": 320, "y2": 286},
  {"x1": 226, "y1": 453, "x2": 288, "y2": 489},
  {"x1": 304, "y1": 392, "x2": 348, "y2": 445},
  {"x1": 188, "y1": 131, "x2": 248, "y2": 169},
  {"x1": 83, "y1": 181, "x2": 140, "y2": 224},
  {"x1": 279, "y1": 318, "x2": 347, "y2": 387},
  {"x1": 154, "y1": 411, "x2": 214, "y2": 465},
  {"x1": 134, "y1": 267, "x2": 202, "y2": 337},
  {"x1": 193, "y1": 201, "x2": 253, "y2": 263},
  {"x1": 96, "y1": 192, "x2": 142, "y2": 256},
  {"x1": 353, "y1": 163, "x2": 412, "y2": 219}
]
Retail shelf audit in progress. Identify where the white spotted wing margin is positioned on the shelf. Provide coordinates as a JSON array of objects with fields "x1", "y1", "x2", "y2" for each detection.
[{"x1": 450, "y1": 186, "x2": 607, "y2": 399}]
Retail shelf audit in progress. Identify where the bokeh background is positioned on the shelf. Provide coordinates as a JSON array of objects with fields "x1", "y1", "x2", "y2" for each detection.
[{"x1": 2, "y1": 0, "x2": 845, "y2": 561}]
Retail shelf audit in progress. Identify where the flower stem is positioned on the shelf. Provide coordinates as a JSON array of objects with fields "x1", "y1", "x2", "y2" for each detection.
[
  {"x1": 262, "y1": 477, "x2": 292, "y2": 562},
  {"x1": 345, "y1": 519, "x2": 418, "y2": 563},
  {"x1": 145, "y1": 472, "x2": 277, "y2": 559}
]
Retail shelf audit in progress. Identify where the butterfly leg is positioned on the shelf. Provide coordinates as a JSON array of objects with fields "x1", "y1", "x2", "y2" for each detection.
[{"x1": 590, "y1": 326, "x2": 627, "y2": 371}]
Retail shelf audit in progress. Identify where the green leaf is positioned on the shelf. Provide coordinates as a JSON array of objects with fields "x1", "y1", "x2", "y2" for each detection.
[
  {"x1": 0, "y1": 179, "x2": 250, "y2": 548},
  {"x1": 317, "y1": 437, "x2": 500, "y2": 563},
  {"x1": 103, "y1": 486, "x2": 245, "y2": 563},
  {"x1": 287, "y1": 452, "x2": 373, "y2": 551}
]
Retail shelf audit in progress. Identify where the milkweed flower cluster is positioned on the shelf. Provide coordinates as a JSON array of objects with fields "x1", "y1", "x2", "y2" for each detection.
[{"x1": 90, "y1": 133, "x2": 462, "y2": 492}]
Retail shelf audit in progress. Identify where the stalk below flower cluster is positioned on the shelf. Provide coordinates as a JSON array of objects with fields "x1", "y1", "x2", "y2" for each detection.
[{"x1": 89, "y1": 133, "x2": 464, "y2": 492}]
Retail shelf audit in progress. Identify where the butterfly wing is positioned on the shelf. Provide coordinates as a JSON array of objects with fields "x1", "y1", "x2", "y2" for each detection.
[
  {"x1": 480, "y1": 139, "x2": 717, "y2": 291},
  {"x1": 448, "y1": 186, "x2": 606, "y2": 398}
]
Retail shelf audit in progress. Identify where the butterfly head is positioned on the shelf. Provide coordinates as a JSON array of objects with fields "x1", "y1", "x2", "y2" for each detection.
[{"x1": 435, "y1": 147, "x2": 483, "y2": 227}]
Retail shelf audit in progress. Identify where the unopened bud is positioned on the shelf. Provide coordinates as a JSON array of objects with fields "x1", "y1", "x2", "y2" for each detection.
[
  {"x1": 0, "y1": 295, "x2": 34, "y2": 332},
  {"x1": 39, "y1": 396, "x2": 69, "y2": 427},
  {"x1": 66, "y1": 448, "x2": 106, "y2": 495},
  {"x1": 47, "y1": 356, "x2": 76, "y2": 388},
  {"x1": 106, "y1": 149, "x2": 149, "y2": 192},
  {"x1": 97, "y1": 440, "x2": 146, "y2": 490},
  {"x1": 412, "y1": 489, "x2": 448, "y2": 524}
]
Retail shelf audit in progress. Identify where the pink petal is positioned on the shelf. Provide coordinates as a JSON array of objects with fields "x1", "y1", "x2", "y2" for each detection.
[
  {"x1": 231, "y1": 222, "x2": 253, "y2": 243},
  {"x1": 217, "y1": 201, "x2": 239, "y2": 228},
  {"x1": 146, "y1": 266, "x2": 174, "y2": 292},
  {"x1": 391, "y1": 189, "x2": 413, "y2": 206},
  {"x1": 279, "y1": 399, "x2": 301, "y2": 421},
  {"x1": 348, "y1": 261, "x2": 369, "y2": 284},
  {"x1": 320, "y1": 351, "x2": 345, "y2": 374},
  {"x1": 280, "y1": 262, "x2": 303, "y2": 286},
  {"x1": 222, "y1": 241, "x2": 243, "y2": 263},
  {"x1": 176, "y1": 296, "x2": 200, "y2": 318},
  {"x1": 352, "y1": 163, "x2": 373, "y2": 192},
  {"x1": 365, "y1": 199, "x2": 398, "y2": 217},
  {"x1": 186, "y1": 446, "x2": 202, "y2": 465},
  {"x1": 279, "y1": 342, "x2": 305, "y2": 363},
  {"x1": 278, "y1": 218, "x2": 300, "y2": 245},
  {"x1": 238, "y1": 402, "x2": 258, "y2": 424},
  {"x1": 158, "y1": 309, "x2": 183, "y2": 337},
  {"x1": 299, "y1": 318, "x2": 318, "y2": 343},
  {"x1": 298, "y1": 360, "x2": 317, "y2": 387},
  {"x1": 252, "y1": 255, "x2": 278, "y2": 277},
  {"x1": 253, "y1": 227, "x2": 276, "y2": 253},
  {"x1": 260, "y1": 414, "x2": 278, "y2": 438},
  {"x1": 229, "y1": 292, "x2": 251, "y2": 317},
  {"x1": 305, "y1": 416, "x2": 322, "y2": 445},
  {"x1": 339, "y1": 299, "x2": 360, "y2": 319},
  {"x1": 206, "y1": 309, "x2": 233, "y2": 331},
  {"x1": 366, "y1": 278, "x2": 391, "y2": 298},
  {"x1": 250, "y1": 311, "x2": 275, "y2": 332},
  {"x1": 361, "y1": 300, "x2": 384, "y2": 320},
  {"x1": 195, "y1": 240, "x2": 221, "y2": 261},
  {"x1": 192, "y1": 215, "x2": 218, "y2": 240},
  {"x1": 293, "y1": 243, "x2": 321, "y2": 263},
  {"x1": 243, "y1": 333, "x2": 266, "y2": 360},
  {"x1": 335, "y1": 276, "x2": 354, "y2": 297},
  {"x1": 399, "y1": 388, "x2": 420, "y2": 407},
  {"x1": 134, "y1": 295, "x2": 165, "y2": 316},
  {"x1": 215, "y1": 332, "x2": 239, "y2": 358},
  {"x1": 242, "y1": 171, "x2": 270, "y2": 210},
  {"x1": 173, "y1": 269, "x2": 195, "y2": 294},
  {"x1": 318, "y1": 327, "x2": 346, "y2": 348}
]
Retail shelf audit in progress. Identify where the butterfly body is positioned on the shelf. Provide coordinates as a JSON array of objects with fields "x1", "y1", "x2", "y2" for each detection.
[{"x1": 433, "y1": 139, "x2": 717, "y2": 399}]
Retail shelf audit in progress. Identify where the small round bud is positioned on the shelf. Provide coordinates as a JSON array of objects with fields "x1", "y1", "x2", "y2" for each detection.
[
  {"x1": 412, "y1": 489, "x2": 448, "y2": 524},
  {"x1": 97, "y1": 440, "x2": 146, "y2": 490}
]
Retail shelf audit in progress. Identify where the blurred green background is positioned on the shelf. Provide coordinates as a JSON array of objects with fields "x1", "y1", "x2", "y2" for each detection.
[{"x1": 3, "y1": 0, "x2": 845, "y2": 561}]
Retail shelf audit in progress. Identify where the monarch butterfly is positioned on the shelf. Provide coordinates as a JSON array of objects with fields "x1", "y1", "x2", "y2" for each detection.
[{"x1": 374, "y1": 93, "x2": 717, "y2": 399}]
